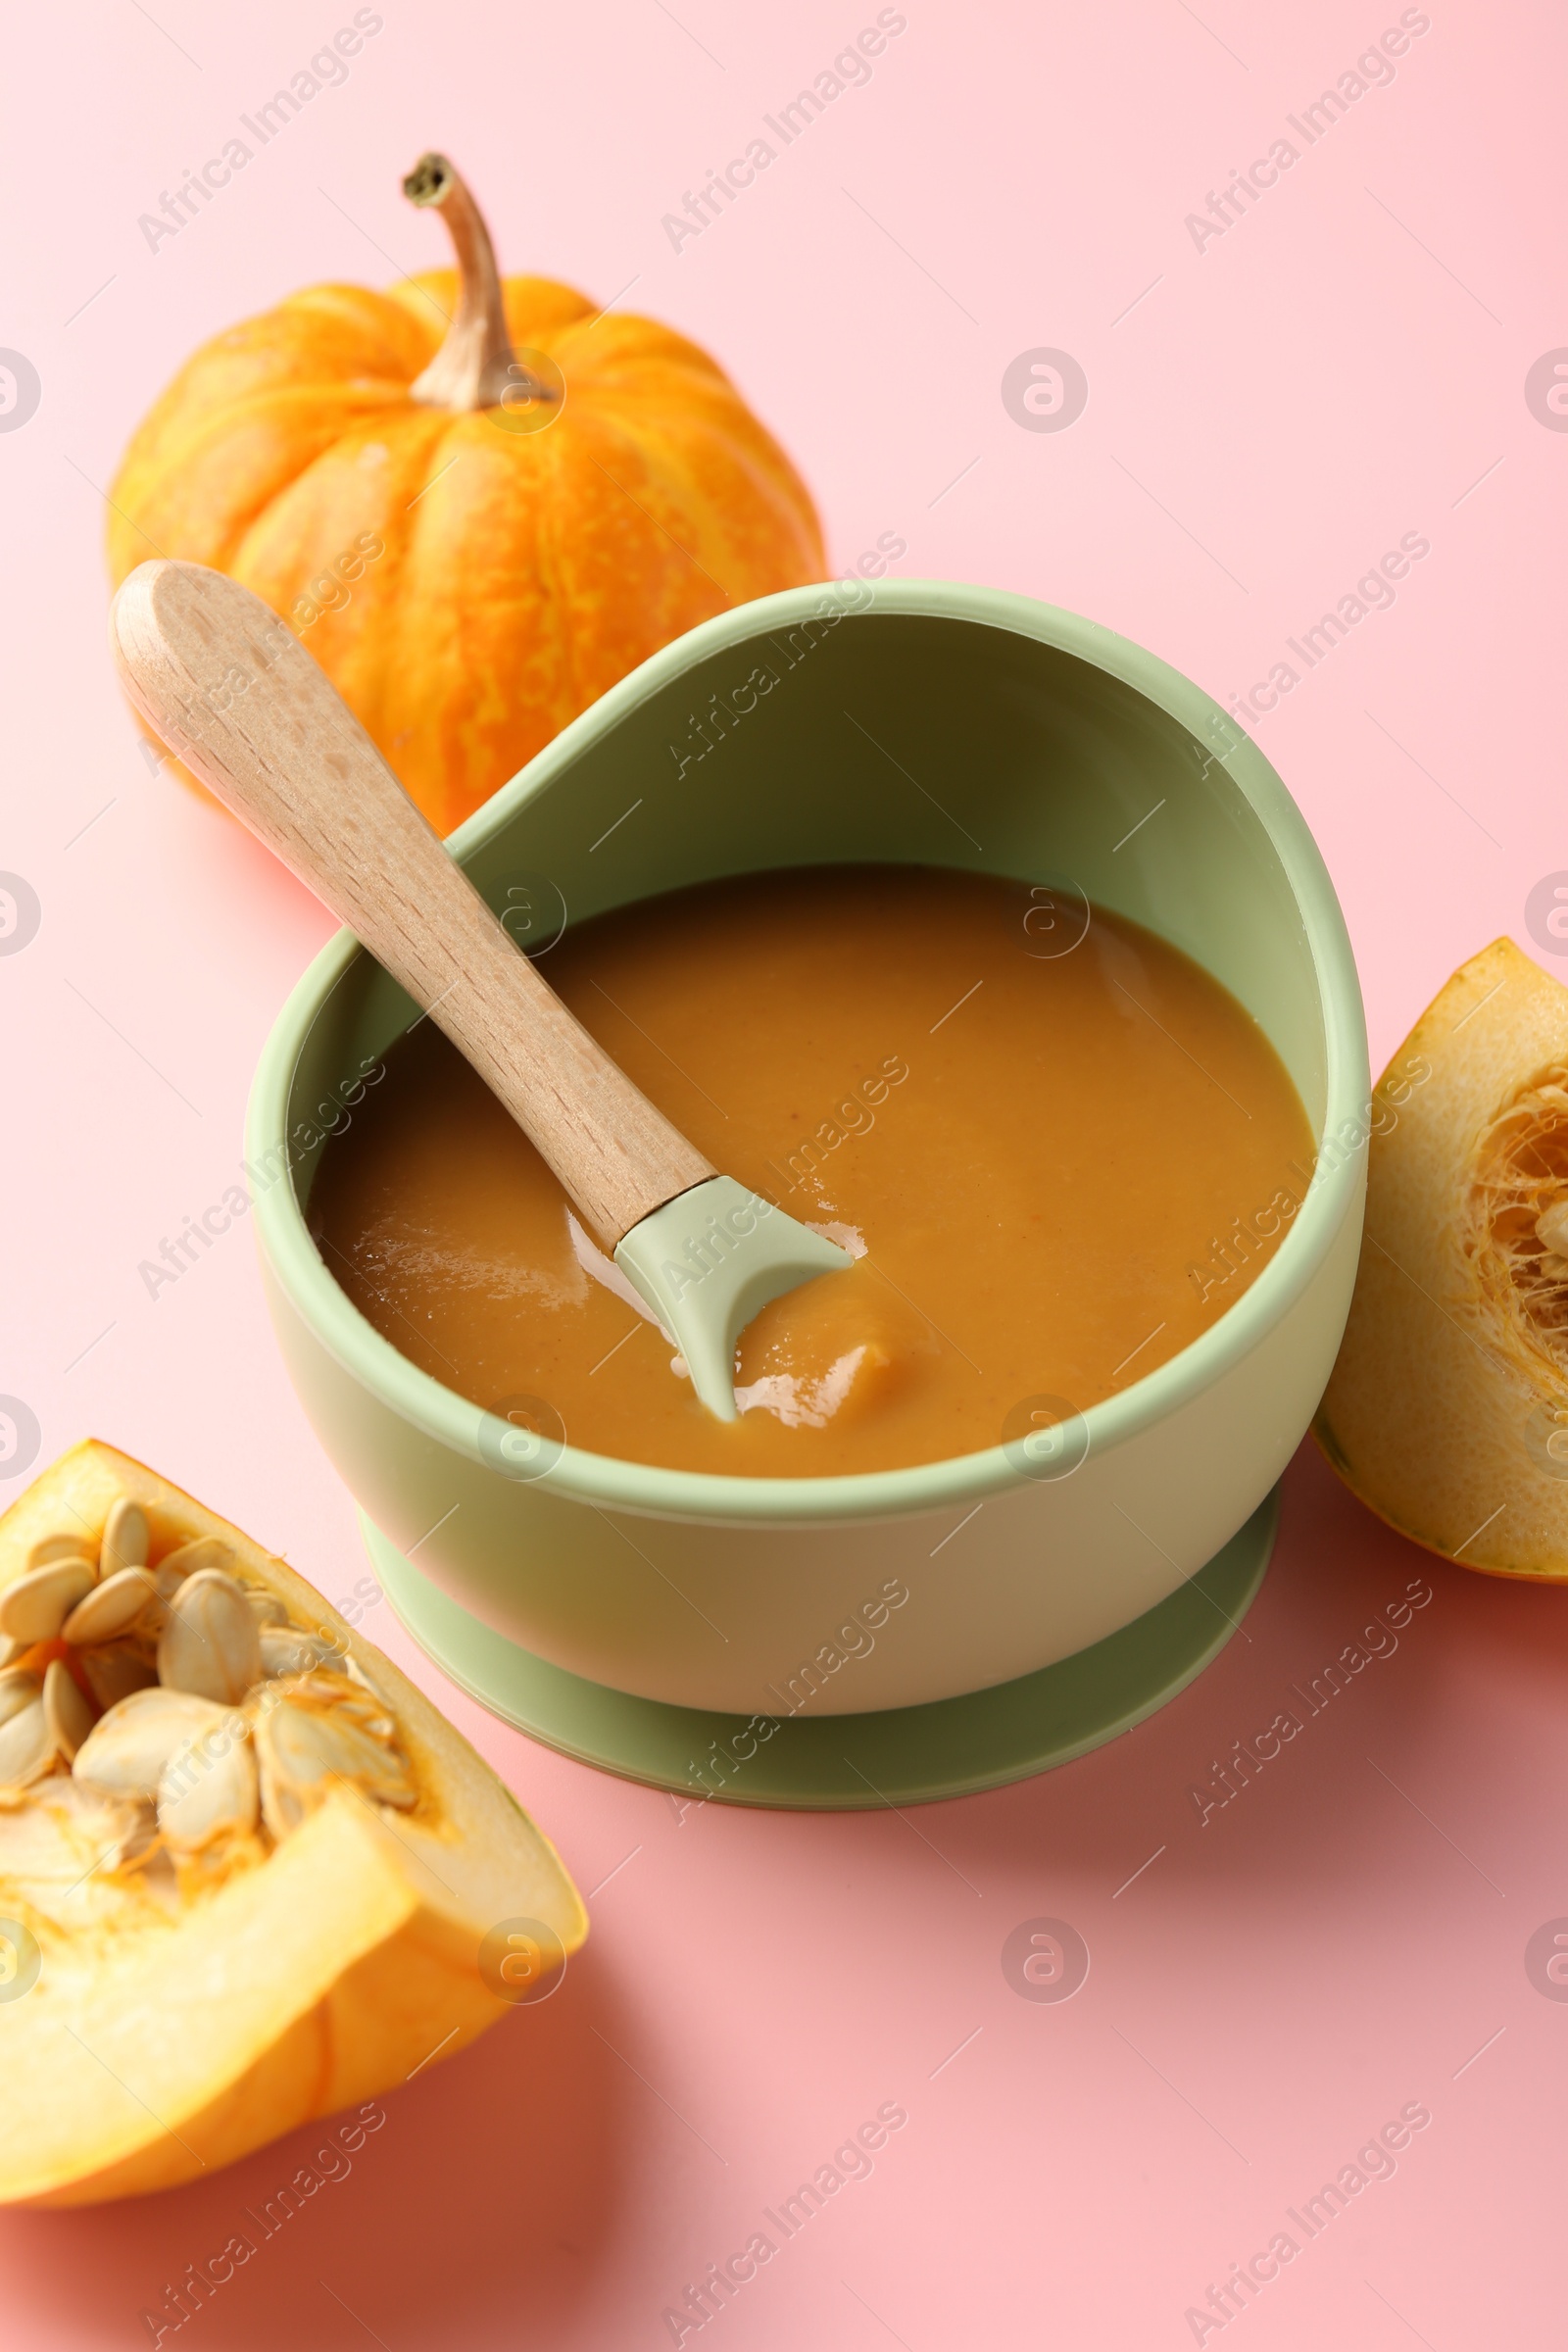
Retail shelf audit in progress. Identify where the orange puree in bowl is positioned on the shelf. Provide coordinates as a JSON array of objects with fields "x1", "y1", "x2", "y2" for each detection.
[{"x1": 307, "y1": 865, "x2": 1314, "y2": 1476}]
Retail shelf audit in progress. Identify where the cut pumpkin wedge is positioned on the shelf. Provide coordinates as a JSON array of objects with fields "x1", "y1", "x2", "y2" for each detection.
[
  {"x1": 0, "y1": 1441, "x2": 587, "y2": 2205},
  {"x1": 1317, "y1": 936, "x2": 1568, "y2": 1580}
]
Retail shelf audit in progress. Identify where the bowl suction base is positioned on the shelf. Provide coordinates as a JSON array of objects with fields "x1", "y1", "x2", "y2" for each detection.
[{"x1": 360, "y1": 1490, "x2": 1277, "y2": 1812}]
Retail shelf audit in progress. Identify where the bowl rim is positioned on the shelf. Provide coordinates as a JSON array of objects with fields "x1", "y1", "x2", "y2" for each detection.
[{"x1": 249, "y1": 578, "x2": 1369, "y2": 1528}]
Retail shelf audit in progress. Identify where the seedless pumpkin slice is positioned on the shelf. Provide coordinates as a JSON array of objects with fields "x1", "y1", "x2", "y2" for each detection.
[
  {"x1": 1317, "y1": 936, "x2": 1568, "y2": 1578},
  {"x1": 0, "y1": 1439, "x2": 587, "y2": 2206}
]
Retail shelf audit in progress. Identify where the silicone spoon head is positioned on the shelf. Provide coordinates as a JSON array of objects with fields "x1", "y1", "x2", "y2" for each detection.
[{"x1": 613, "y1": 1176, "x2": 853, "y2": 1422}]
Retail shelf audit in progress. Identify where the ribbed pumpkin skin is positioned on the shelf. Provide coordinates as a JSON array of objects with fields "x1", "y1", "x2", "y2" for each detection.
[{"x1": 108, "y1": 270, "x2": 827, "y2": 834}]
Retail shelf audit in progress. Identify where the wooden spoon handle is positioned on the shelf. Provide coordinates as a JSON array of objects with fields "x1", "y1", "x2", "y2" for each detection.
[{"x1": 110, "y1": 560, "x2": 714, "y2": 1246}]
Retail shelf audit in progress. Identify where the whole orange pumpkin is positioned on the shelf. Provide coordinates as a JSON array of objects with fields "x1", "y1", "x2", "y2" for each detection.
[{"x1": 108, "y1": 154, "x2": 827, "y2": 835}]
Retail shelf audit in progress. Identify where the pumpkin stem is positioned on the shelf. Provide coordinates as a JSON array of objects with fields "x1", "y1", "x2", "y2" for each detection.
[{"x1": 403, "y1": 154, "x2": 552, "y2": 414}]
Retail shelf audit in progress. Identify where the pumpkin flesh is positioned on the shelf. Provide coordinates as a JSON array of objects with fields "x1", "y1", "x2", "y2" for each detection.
[
  {"x1": 0, "y1": 1441, "x2": 586, "y2": 2205},
  {"x1": 1316, "y1": 938, "x2": 1568, "y2": 1578}
]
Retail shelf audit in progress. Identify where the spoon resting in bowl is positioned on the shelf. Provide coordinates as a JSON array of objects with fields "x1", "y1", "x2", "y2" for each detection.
[{"x1": 109, "y1": 560, "x2": 851, "y2": 1421}]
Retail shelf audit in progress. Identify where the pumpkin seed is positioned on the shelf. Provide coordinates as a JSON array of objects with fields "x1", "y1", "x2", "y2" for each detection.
[
  {"x1": 101, "y1": 1498, "x2": 150, "y2": 1578},
  {"x1": 156, "y1": 1537, "x2": 233, "y2": 1584},
  {"x1": 74, "y1": 1688, "x2": 228, "y2": 1802},
  {"x1": 79, "y1": 1642, "x2": 160, "y2": 1712},
  {"x1": 253, "y1": 1693, "x2": 415, "y2": 1838},
  {"x1": 142, "y1": 1543, "x2": 231, "y2": 1639},
  {"x1": 264, "y1": 1669, "x2": 393, "y2": 1737},
  {"x1": 42, "y1": 1659, "x2": 94, "y2": 1762},
  {"x1": 28, "y1": 1534, "x2": 85, "y2": 1569},
  {"x1": 0, "y1": 1539, "x2": 416, "y2": 1882},
  {"x1": 63, "y1": 1567, "x2": 158, "y2": 1646},
  {"x1": 259, "y1": 1625, "x2": 335, "y2": 1679},
  {"x1": 140, "y1": 1560, "x2": 195, "y2": 1640},
  {"x1": 0, "y1": 1698, "x2": 56, "y2": 1791},
  {"x1": 157, "y1": 1570, "x2": 263, "y2": 1704},
  {"x1": 0, "y1": 1670, "x2": 41, "y2": 1731},
  {"x1": 0, "y1": 1555, "x2": 96, "y2": 1644},
  {"x1": 158, "y1": 1722, "x2": 259, "y2": 1850},
  {"x1": 1539, "y1": 1200, "x2": 1568, "y2": 1256}
]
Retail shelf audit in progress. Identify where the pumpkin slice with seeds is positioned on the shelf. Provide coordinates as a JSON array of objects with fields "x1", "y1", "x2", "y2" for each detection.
[
  {"x1": 0, "y1": 1439, "x2": 586, "y2": 2205},
  {"x1": 1316, "y1": 936, "x2": 1568, "y2": 1578}
]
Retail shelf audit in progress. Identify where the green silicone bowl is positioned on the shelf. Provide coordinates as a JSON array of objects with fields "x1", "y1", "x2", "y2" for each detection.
[{"x1": 250, "y1": 579, "x2": 1368, "y2": 1805}]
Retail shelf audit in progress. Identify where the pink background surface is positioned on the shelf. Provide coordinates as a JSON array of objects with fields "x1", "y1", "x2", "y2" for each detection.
[{"x1": 3, "y1": 0, "x2": 1565, "y2": 2343}]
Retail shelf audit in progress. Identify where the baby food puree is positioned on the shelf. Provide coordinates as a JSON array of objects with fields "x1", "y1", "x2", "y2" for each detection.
[{"x1": 308, "y1": 865, "x2": 1313, "y2": 1476}]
